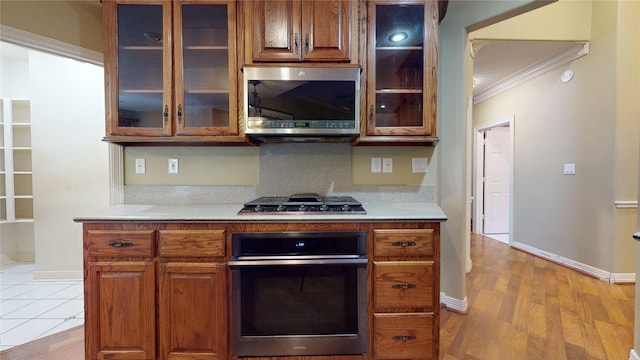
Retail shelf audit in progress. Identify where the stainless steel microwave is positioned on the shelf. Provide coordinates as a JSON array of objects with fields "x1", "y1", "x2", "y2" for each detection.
[{"x1": 243, "y1": 66, "x2": 361, "y2": 140}]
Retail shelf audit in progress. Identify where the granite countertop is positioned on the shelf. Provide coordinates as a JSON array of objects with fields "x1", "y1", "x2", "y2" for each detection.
[{"x1": 74, "y1": 200, "x2": 447, "y2": 222}]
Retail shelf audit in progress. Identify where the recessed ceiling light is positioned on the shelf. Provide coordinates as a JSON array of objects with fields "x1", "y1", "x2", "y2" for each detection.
[{"x1": 389, "y1": 32, "x2": 408, "y2": 42}]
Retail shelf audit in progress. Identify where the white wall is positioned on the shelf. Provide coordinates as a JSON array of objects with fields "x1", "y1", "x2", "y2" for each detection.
[
  {"x1": 473, "y1": 0, "x2": 639, "y2": 275},
  {"x1": 28, "y1": 50, "x2": 109, "y2": 279},
  {"x1": 1, "y1": 42, "x2": 33, "y2": 265},
  {"x1": 437, "y1": 0, "x2": 544, "y2": 303}
]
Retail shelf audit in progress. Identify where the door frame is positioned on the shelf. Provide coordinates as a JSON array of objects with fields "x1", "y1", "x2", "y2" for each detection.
[{"x1": 472, "y1": 115, "x2": 514, "y2": 242}]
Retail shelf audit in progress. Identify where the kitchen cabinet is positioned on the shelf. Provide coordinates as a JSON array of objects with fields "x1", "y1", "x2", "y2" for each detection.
[
  {"x1": 102, "y1": 0, "x2": 243, "y2": 144},
  {"x1": 83, "y1": 225, "x2": 227, "y2": 360},
  {"x1": 243, "y1": 0, "x2": 358, "y2": 63},
  {"x1": 80, "y1": 219, "x2": 440, "y2": 360},
  {"x1": 0, "y1": 98, "x2": 33, "y2": 222},
  {"x1": 372, "y1": 227, "x2": 439, "y2": 359},
  {"x1": 84, "y1": 229, "x2": 156, "y2": 359},
  {"x1": 358, "y1": 0, "x2": 439, "y2": 145}
]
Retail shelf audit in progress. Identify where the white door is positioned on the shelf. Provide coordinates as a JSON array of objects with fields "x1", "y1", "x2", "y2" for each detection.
[{"x1": 484, "y1": 126, "x2": 510, "y2": 234}]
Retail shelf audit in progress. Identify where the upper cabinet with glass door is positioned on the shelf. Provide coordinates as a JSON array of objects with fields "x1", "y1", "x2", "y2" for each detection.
[
  {"x1": 244, "y1": 0, "x2": 358, "y2": 63},
  {"x1": 359, "y1": 0, "x2": 439, "y2": 144},
  {"x1": 103, "y1": 0, "x2": 240, "y2": 143}
]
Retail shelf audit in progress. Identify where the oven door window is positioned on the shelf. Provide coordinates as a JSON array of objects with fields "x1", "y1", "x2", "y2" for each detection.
[{"x1": 238, "y1": 264, "x2": 360, "y2": 336}]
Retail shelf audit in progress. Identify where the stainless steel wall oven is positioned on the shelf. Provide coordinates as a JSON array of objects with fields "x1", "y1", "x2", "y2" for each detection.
[{"x1": 229, "y1": 231, "x2": 367, "y2": 357}]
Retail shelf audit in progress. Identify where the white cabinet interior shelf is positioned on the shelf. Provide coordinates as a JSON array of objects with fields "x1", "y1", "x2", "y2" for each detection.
[{"x1": 1, "y1": 98, "x2": 33, "y2": 223}]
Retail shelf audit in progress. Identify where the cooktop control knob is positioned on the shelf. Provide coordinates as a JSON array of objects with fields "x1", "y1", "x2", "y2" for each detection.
[
  {"x1": 254, "y1": 205, "x2": 263, "y2": 212},
  {"x1": 277, "y1": 204, "x2": 286, "y2": 212},
  {"x1": 341, "y1": 204, "x2": 350, "y2": 211},
  {"x1": 320, "y1": 204, "x2": 329, "y2": 211}
]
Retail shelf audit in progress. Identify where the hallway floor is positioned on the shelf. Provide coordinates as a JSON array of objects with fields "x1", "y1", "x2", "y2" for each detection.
[{"x1": 0, "y1": 262, "x2": 84, "y2": 351}]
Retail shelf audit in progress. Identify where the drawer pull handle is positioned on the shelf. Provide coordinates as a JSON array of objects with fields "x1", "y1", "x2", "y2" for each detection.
[
  {"x1": 392, "y1": 283, "x2": 416, "y2": 289},
  {"x1": 392, "y1": 241, "x2": 416, "y2": 247},
  {"x1": 108, "y1": 241, "x2": 134, "y2": 248},
  {"x1": 393, "y1": 335, "x2": 416, "y2": 342}
]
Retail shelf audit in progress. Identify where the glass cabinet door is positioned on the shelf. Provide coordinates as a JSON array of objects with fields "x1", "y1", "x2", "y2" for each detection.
[
  {"x1": 110, "y1": 1, "x2": 172, "y2": 136},
  {"x1": 174, "y1": 1, "x2": 237, "y2": 136},
  {"x1": 367, "y1": 1, "x2": 437, "y2": 137}
]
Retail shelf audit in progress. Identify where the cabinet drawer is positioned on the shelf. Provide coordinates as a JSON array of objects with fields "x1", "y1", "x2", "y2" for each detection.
[
  {"x1": 374, "y1": 229, "x2": 434, "y2": 257},
  {"x1": 374, "y1": 261, "x2": 435, "y2": 310},
  {"x1": 158, "y1": 230, "x2": 225, "y2": 257},
  {"x1": 373, "y1": 313, "x2": 434, "y2": 360},
  {"x1": 86, "y1": 230, "x2": 155, "y2": 257}
]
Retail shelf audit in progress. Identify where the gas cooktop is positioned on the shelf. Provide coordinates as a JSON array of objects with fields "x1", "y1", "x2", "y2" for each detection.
[{"x1": 238, "y1": 193, "x2": 366, "y2": 215}]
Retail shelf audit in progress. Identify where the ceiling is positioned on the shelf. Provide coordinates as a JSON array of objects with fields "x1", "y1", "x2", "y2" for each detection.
[{"x1": 472, "y1": 39, "x2": 589, "y2": 103}]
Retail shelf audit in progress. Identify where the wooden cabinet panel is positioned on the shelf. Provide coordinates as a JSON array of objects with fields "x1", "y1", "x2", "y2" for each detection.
[
  {"x1": 159, "y1": 262, "x2": 227, "y2": 360},
  {"x1": 359, "y1": 0, "x2": 439, "y2": 144},
  {"x1": 373, "y1": 229, "x2": 434, "y2": 257},
  {"x1": 102, "y1": 0, "x2": 242, "y2": 143},
  {"x1": 373, "y1": 313, "x2": 434, "y2": 360},
  {"x1": 85, "y1": 261, "x2": 156, "y2": 359},
  {"x1": 300, "y1": 0, "x2": 351, "y2": 61},
  {"x1": 158, "y1": 229, "x2": 225, "y2": 257},
  {"x1": 86, "y1": 229, "x2": 155, "y2": 257},
  {"x1": 373, "y1": 261, "x2": 435, "y2": 311},
  {"x1": 247, "y1": 0, "x2": 353, "y2": 62}
]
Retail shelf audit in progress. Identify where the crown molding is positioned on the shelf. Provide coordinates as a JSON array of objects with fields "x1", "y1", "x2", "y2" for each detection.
[
  {"x1": 474, "y1": 42, "x2": 588, "y2": 104},
  {"x1": 0, "y1": 25, "x2": 103, "y2": 66}
]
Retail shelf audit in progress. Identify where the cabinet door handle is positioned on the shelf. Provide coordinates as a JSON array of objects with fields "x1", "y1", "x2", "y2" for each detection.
[
  {"x1": 163, "y1": 105, "x2": 169, "y2": 126},
  {"x1": 392, "y1": 241, "x2": 416, "y2": 247},
  {"x1": 392, "y1": 283, "x2": 416, "y2": 289},
  {"x1": 393, "y1": 335, "x2": 416, "y2": 342},
  {"x1": 369, "y1": 105, "x2": 374, "y2": 124},
  {"x1": 108, "y1": 241, "x2": 134, "y2": 248},
  {"x1": 304, "y1": 33, "x2": 310, "y2": 54},
  {"x1": 294, "y1": 33, "x2": 299, "y2": 54},
  {"x1": 177, "y1": 104, "x2": 183, "y2": 125}
]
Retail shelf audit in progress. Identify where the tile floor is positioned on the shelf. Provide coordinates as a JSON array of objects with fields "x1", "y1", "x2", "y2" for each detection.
[{"x1": 0, "y1": 262, "x2": 84, "y2": 351}]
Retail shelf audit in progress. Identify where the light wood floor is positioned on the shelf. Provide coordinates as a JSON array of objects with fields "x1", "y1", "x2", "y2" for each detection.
[
  {"x1": 1, "y1": 234, "x2": 634, "y2": 360},
  {"x1": 440, "y1": 234, "x2": 635, "y2": 360}
]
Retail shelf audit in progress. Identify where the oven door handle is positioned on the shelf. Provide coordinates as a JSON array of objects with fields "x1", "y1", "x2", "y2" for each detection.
[{"x1": 228, "y1": 258, "x2": 368, "y2": 266}]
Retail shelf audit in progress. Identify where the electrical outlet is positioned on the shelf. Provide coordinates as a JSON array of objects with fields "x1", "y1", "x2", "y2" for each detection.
[
  {"x1": 135, "y1": 158, "x2": 146, "y2": 174},
  {"x1": 168, "y1": 158, "x2": 179, "y2": 174},
  {"x1": 371, "y1": 157, "x2": 381, "y2": 173},
  {"x1": 382, "y1": 158, "x2": 393, "y2": 173}
]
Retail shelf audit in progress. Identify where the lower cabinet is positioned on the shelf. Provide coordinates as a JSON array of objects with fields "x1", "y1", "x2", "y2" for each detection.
[
  {"x1": 82, "y1": 221, "x2": 440, "y2": 360},
  {"x1": 373, "y1": 313, "x2": 435, "y2": 360},
  {"x1": 159, "y1": 262, "x2": 227, "y2": 360},
  {"x1": 85, "y1": 261, "x2": 156, "y2": 359},
  {"x1": 372, "y1": 227, "x2": 439, "y2": 360},
  {"x1": 83, "y1": 224, "x2": 227, "y2": 360}
]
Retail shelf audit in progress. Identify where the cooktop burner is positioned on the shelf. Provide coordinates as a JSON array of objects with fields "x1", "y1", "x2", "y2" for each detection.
[{"x1": 238, "y1": 193, "x2": 366, "y2": 215}]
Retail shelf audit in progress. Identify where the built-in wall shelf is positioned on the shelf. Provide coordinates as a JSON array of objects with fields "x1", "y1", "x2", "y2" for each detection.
[{"x1": 0, "y1": 98, "x2": 33, "y2": 223}]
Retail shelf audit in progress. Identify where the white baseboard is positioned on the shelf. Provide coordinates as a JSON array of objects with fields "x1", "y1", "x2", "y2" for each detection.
[
  {"x1": 33, "y1": 270, "x2": 83, "y2": 281},
  {"x1": 630, "y1": 349, "x2": 640, "y2": 360},
  {"x1": 512, "y1": 241, "x2": 635, "y2": 284},
  {"x1": 440, "y1": 293, "x2": 469, "y2": 313}
]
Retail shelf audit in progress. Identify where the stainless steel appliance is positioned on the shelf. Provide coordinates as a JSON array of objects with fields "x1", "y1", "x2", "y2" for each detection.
[
  {"x1": 243, "y1": 66, "x2": 361, "y2": 142},
  {"x1": 238, "y1": 193, "x2": 366, "y2": 215},
  {"x1": 229, "y1": 231, "x2": 367, "y2": 357}
]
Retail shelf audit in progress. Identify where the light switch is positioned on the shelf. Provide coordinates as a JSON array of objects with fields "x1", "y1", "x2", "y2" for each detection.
[
  {"x1": 563, "y1": 163, "x2": 576, "y2": 175},
  {"x1": 135, "y1": 158, "x2": 146, "y2": 174},
  {"x1": 371, "y1": 157, "x2": 381, "y2": 173}
]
